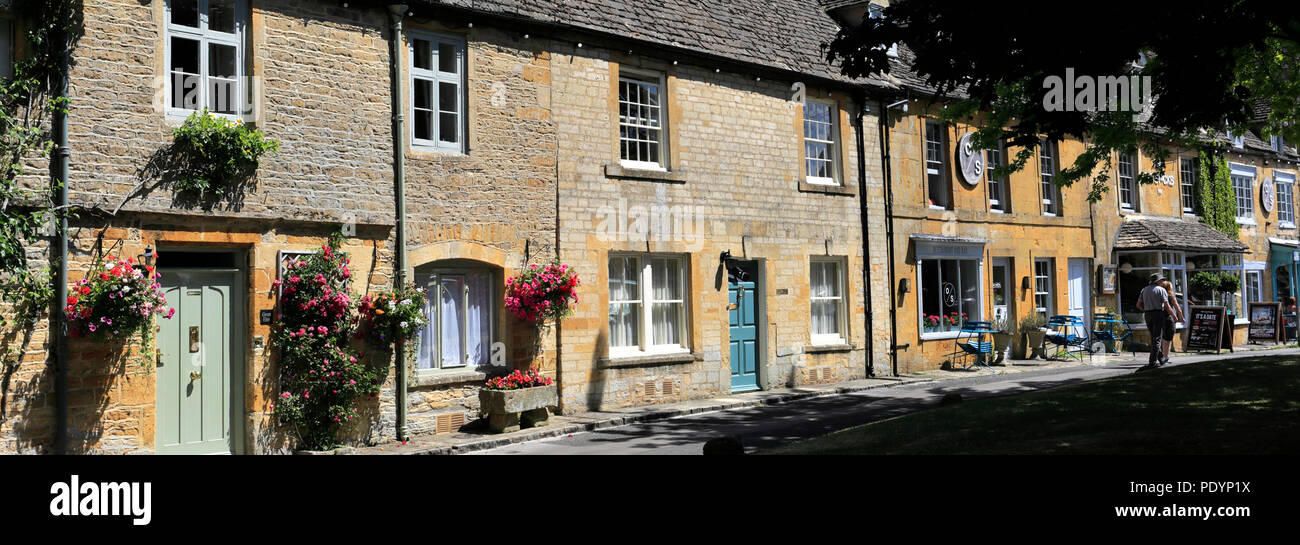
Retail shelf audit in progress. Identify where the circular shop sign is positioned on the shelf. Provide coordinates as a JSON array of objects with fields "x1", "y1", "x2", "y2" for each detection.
[
  {"x1": 956, "y1": 132, "x2": 985, "y2": 186},
  {"x1": 1262, "y1": 177, "x2": 1275, "y2": 213}
]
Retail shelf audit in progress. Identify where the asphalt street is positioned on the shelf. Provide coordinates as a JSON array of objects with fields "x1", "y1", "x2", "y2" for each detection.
[{"x1": 468, "y1": 358, "x2": 1163, "y2": 455}]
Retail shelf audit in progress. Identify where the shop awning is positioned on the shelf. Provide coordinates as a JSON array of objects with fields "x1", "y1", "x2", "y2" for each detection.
[{"x1": 1114, "y1": 218, "x2": 1249, "y2": 253}]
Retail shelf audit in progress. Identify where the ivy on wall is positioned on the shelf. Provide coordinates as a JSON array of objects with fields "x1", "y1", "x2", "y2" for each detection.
[
  {"x1": 1195, "y1": 150, "x2": 1239, "y2": 239},
  {"x1": 0, "y1": 1, "x2": 81, "y2": 336}
]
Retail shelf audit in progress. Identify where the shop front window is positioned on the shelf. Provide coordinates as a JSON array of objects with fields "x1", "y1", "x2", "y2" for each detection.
[{"x1": 920, "y1": 258, "x2": 981, "y2": 334}]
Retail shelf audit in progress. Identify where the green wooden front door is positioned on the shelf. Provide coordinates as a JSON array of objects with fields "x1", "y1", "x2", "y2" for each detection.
[{"x1": 156, "y1": 270, "x2": 243, "y2": 455}]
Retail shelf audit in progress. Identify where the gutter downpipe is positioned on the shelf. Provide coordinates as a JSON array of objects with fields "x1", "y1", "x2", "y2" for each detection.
[
  {"x1": 388, "y1": 4, "x2": 409, "y2": 442},
  {"x1": 853, "y1": 91, "x2": 874, "y2": 376},
  {"x1": 878, "y1": 95, "x2": 900, "y2": 377},
  {"x1": 51, "y1": 18, "x2": 71, "y2": 456}
]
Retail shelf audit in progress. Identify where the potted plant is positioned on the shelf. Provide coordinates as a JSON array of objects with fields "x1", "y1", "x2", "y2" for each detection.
[
  {"x1": 991, "y1": 315, "x2": 1014, "y2": 363},
  {"x1": 478, "y1": 367, "x2": 556, "y2": 433},
  {"x1": 1015, "y1": 313, "x2": 1048, "y2": 359}
]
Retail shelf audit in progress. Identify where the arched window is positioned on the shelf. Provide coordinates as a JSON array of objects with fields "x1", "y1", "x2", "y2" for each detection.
[{"x1": 415, "y1": 263, "x2": 497, "y2": 371}]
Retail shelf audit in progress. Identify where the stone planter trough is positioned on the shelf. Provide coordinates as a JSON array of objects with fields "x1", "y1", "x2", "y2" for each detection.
[{"x1": 479, "y1": 384, "x2": 557, "y2": 433}]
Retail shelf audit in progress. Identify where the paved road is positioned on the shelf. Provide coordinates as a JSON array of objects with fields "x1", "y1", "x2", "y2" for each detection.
[{"x1": 469, "y1": 359, "x2": 1167, "y2": 455}]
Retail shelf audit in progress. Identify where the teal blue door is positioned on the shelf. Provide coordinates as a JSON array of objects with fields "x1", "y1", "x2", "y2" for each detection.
[
  {"x1": 156, "y1": 269, "x2": 244, "y2": 454},
  {"x1": 729, "y1": 264, "x2": 759, "y2": 392}
]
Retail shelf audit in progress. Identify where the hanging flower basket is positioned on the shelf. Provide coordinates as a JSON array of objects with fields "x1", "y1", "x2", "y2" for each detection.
[
  {"x1": 357, "y1": 283, "x2": 427, "y2": 350},
  {"x1": 65, "y1": 255, "x2": 173, "y2": 340},
  {"x1": 504, "y1": 263, "x2": 580, "y2": 325}
]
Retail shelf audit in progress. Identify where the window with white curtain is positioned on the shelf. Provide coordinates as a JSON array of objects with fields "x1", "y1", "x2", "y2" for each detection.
[
  {"x1": 810, "y1": 258, "x2": 846, "y2": 344},
  {"x1": 608, "y1": 255, "x2": 687, "y2": 356},
  {"x1": 166, "y1": 0, "x2": 246, "y2": 117},
  {"x1": 924, "y1": 120, "x2": 950, "y2": 208},
  {"x1": 416, "y1": 269, "x2": 493, "y2": 371},
  {"x1": 409, "y1": 30, "x2": 465, "y2": 152}
]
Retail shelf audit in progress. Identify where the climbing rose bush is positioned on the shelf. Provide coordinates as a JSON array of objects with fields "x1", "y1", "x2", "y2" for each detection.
[
  {"x1": 357, "y1": 283, "x2": 427, "y2": 349},
  {"x1": 270, "y1": 236, "x2": 384, "y2": 450},
  {"x1": 66, "y1": 254, "x2": 173, "y2": 340},
  {"x1": 482, "y1": 367, "x2": 553, "y2": 391},
  {"x1": 504, "y1": 263, "x2": 579, "y2": 324}
]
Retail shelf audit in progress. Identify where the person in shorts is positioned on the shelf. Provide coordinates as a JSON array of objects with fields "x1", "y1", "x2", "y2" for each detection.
[{"x1": 1136, "y1": 273, "x2": 1176, "y2": 368}]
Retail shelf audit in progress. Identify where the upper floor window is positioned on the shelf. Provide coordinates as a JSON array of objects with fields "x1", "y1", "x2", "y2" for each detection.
[
  {"x1": 0, "y1": 18, "x2": 13, "y2": 80},
  {"x1": 410, "y1": 31, "x2": 465, "y2": 152},
  {"x1": 1179, "y1": 157, "x2": 1197, "y2": 214},
  {"x1": 619, "y1": 71, "x2": 667, "y2": 170},
  {"x1": 803, "y1": 101, "x2": 839, "y2": 185},
  {"x1": 1039, "y1": 139, "x2": 1061, "y2": 216},
  {"x1": 1278, "y1": 173, "x2": 1296, "y2": 227},
  {"x1": 1118, "y1": 151, "x2": 1138, "y2": 211},
  {"x1": 608, "y1": 254, "x2": 688, "y2": 356},
  {"x1": 1228, "y1": 130, "x2": 1245, "y2": 149},
  {"x1": 166, "y1": 0, "x2": 246, "y2": 117},
  {"x1": 1229, "y1": 163, "x2": 1255, "y2": 222},
  {"x1": 986, "y1": 141, "x2": 1010, "y2": 212},
  {"x1": 924, "y1": 120, "x2": 950, "y2": 209},
  {"x1": 1273, "y1": 134, "x2": 1287, "y2": 153},
  {"x1": 810, "y1": 258, "x2": 846, "y2": 344}
]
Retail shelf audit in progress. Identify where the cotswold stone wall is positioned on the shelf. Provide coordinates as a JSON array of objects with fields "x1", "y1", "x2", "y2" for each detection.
[{"x1": 551, "y1": 45, "x2": 880, "y2": 413}]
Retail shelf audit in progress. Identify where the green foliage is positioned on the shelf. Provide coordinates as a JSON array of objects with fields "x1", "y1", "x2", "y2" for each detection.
[
  {"x1": 357, "y1": 283, "x2": 428, "y2": 350},
  {"x1": 1018, "y1": 312, "x2": 1047, "y2": 331},
  {"x1": 1217, "y1": 271, "x2": 1241, "y2": 294},
  {"x1": 169, "y1": 109, "x2": 279, "y2": 198},
  {"x1": 1190, "y1": 270, "x2": 1241, "y2": 299},
  {"x1": 1, "y1": 1, "x2": 83, "y2": 340},
  {"x1": 1195, "y1": 151, "x2": 1238, "y2": 239}
]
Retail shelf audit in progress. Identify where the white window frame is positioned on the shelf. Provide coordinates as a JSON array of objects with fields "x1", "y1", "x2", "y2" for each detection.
[
  {"x1": 924, "y1": 119, "x2": 949, "y2": 209},
  {"x1": 1118, "y1": 151, "x2": 1138, "y2": 211},
  {"x1": 618, "y1": 70, "x2": 668, "y2": 171},
  {"x1": 986, "y1": 142, "x2": 1009, "y2": 212},
  {"x1": 607, "y1": 254, "x2": 690, "y2": 358},
  {"x1": 408, "y1": 30, "x2": 466, "y2": 153},
  {"x1": 803, "y1": 100, "x2": 840, "y2": 186},
  {"x1": 1228, "y1": 130, "x2": 1245, "y2": 149},
  {"x1": 916, "y1": 256, "x2": 985, "y2": 340},
  {"x1": 810, "y1": 257, "x2": 847, "y2": 345},
  {"x1": 1039, "y1": 139, "x2": 1061, "y2": 216},
  {"x1": 164, "y1": 0, "x2": 247, "y2": 120},
  {"x1": 1246, "y1": 270, "x2": 1263, "y2": 308},
  {"x1": 1179, "y1": 156, "x2": 1197, "y2": 215},
  {"x1": 1230, "y1": 163, "x2": 1256, "y2": 224},
  {"x1": 1034, "y1": 258, "x2": 1055, "y2": 319},
  {"x1": 1277, "y1": 172, "x2": 1296, "y2": 228},
  {"x1": 416, "y1": 268, "x2": 496, "y2": 373},
  {"x1": 1272, "y1": 134, "x2": 1286, "y2": 153}
]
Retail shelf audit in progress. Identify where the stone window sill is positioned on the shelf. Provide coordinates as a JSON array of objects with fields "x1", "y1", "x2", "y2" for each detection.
[
  {"x1": 604, "y1": 163, "x2": 688, "y2": 183},
  {"x1": 803, "y1": 343, "x2": 854, "y2": 354},
  {"x1": 410, "y1": 366, "x2": 509, "y2": 388},
  {"x1": 598, "y1": 352, "x2": 701, "y2": 369},
  {"x1": 798, "y1": 179, "x2": 856, "y2": 196}
]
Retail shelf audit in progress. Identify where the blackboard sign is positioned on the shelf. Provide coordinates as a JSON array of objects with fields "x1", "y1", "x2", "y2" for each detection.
[
  {"x1": 1185, "y1": 305, "x2": 1227, "y2": 352},
  {"x1": 1248, "y1": 302, "x2": 1283, "y2": 343}
]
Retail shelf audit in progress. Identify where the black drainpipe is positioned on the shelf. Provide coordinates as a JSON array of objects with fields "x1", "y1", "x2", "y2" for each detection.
[
  {"x1": 878, "y1": 96, "x2": 900, "y2": 377},
  {"x1": 51, "y1": 17, "x2": 71, "y2": 455},
  {"x1": 853, "y1": 91, "x2": 874, "y2": 376},
  {"x1": 387, "y1": 3, "x2": 409, "y2": 442}
]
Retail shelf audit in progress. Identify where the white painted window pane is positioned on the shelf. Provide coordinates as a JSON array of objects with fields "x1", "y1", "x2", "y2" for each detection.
[
  {"x1": 418, "y1": 276, "x2": 436, "y2": 370},
  {"x1": 619, "y1": 76, "x2": 663, "y2": 164},
  {"x1": 208, "y1": 42, "x2": 238, "y2": 114},
  {"x1": 466, "y1": 273, "x2": 491, "y2": 366},
  {"x1": 440, "y1": 276, "x2": 465, "y2": 368},
  {"x1": 651, "y1": 303, "x2": 681, "y2": 346}
]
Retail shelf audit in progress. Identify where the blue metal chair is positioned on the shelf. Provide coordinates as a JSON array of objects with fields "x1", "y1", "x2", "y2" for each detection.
[
  {"x1": 1045, "y1": 315, "x2": 1092, "y2": 361},
  {"x1": 950, "y1": 321, "x2": 994, "y2": 370},
  {"x1": 1092, "y1": 313, "x2": 1134, "y2": 356}
]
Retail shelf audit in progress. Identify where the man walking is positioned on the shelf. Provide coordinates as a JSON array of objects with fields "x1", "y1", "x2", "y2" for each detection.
[{"x1": 1136, "y1": 273, "x2": 1177, "y2": 368}]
